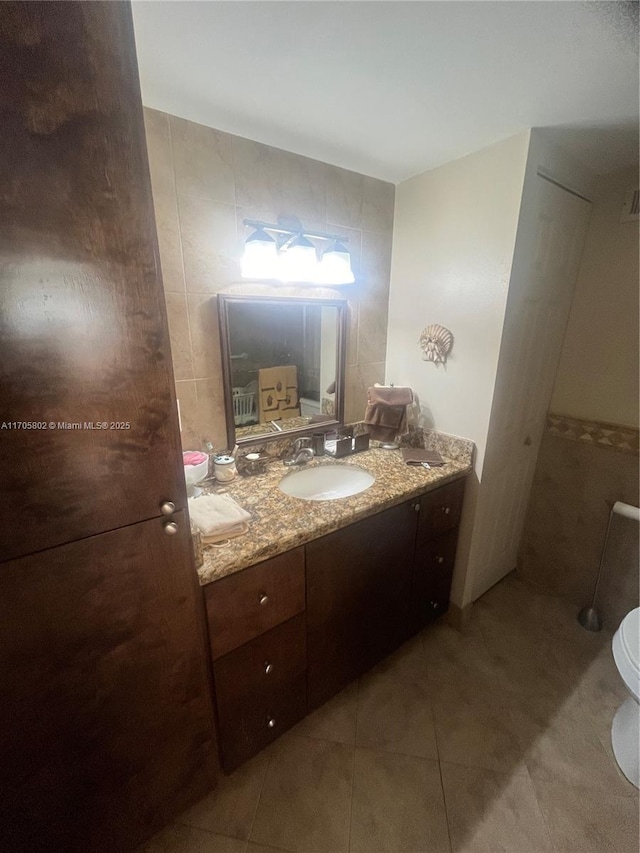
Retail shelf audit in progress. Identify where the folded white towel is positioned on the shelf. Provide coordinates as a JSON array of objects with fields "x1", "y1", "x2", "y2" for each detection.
[{"x1": 188, "y1": 493, "x2": 251, "y2": 536}]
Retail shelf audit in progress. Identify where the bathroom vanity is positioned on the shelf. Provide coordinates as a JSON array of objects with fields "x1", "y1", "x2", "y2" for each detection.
[{"x1": 199, "y1": 443, "x2": 471, "y2": 771}]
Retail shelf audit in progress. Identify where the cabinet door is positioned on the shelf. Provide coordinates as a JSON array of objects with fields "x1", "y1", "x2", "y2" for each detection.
[
  {"x1": 0, "y1": 512, "x2": 216, "y2": 853},
  {"x1": 409, "y1": 527, "x2": 459, "y2": 634},
  {"x1": 306, "y1": 501, "x2": 417, "y2": 711},
  {"x1": 0, "y1": 1, "x2": 185, "y2": 563}
]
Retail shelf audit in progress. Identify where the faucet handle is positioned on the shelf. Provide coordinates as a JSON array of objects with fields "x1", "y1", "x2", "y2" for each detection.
[{"x1": 282, "y1": 436, "x2": 315, "y2": 466}]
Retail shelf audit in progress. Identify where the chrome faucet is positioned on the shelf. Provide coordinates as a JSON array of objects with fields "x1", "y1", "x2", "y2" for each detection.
[{"x1": 283, "y1": 437, "x2": 315, "y2": 466}]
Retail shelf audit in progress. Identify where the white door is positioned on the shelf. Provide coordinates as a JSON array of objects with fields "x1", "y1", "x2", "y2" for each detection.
[{"x1": 471, "y1": 174, "x2": 592, "y2": 600}]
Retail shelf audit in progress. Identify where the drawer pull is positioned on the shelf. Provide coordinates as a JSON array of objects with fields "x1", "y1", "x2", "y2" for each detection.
[
  {"x1": 437, "y1": 556, "x2": 444, "y2": 564},
  {"x1": 264, "y1": 661, "x2": 273, "y2": 675},
  {"x1": 442, "y1": 506, "x2": 451, "y2": 515},
  {"x1": 163, "y1": 521, "x2": 178, "y2": 535},
  {"x1": 258, "y1": 593, "x2": 269, "y2": 606},
  {"x1": 413, "y1": 503, "x2": 420, "y2": 512},
  {"x1": 430, "y1": 600, "x2": 438, "y2": 609},
  {"x1": 160, "y1": 500, "x2": 176, "y2": 516},
  {"x1": 267, "y1": 717, "x2": 277, "y2": 729}
]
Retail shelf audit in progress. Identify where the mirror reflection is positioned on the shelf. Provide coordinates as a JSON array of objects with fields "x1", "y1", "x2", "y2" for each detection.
[{"x1": 219, "y1": 296, "x2": 346, "y2": 444}]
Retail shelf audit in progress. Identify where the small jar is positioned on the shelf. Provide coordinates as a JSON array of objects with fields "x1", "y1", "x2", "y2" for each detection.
[
  {"x1": 244, "y1": 452, "x2": 266, "y2": 475},
  {"x1": 214, "y1": 454, "x2": 237, "y2": 483}
]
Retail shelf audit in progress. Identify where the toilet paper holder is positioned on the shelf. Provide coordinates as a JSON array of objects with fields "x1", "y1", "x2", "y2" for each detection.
[{"x1": 578, "y1": 501, "x2": 640, "y2": 632}]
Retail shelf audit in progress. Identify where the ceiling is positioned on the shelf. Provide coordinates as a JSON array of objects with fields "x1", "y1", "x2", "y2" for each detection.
[{"x1": 132, "y1": 1, "x2": 639, "y2": 184}]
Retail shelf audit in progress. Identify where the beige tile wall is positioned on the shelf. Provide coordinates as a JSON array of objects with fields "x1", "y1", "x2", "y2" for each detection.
[
  {"x1": 143, "y1": 108, "x2": 395, "y2": 451},
  {"x1": 519, "y1": 427, "x2": 639, "y2": 629}
]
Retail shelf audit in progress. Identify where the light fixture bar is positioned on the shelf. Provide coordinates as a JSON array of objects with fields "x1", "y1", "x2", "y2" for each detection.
[{"x1": 242, "y1": 219, "x2": 349, "y2": 244}]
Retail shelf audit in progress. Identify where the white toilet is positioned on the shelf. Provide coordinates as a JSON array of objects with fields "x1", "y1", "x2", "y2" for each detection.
[{"x1": 612, "y1": 606, "x2": 640, "y2": 788}]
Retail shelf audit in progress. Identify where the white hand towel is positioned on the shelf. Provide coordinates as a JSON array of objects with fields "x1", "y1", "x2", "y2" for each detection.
[{"x1": 188, "y1": 493, "x2": 251, "y2": 536}]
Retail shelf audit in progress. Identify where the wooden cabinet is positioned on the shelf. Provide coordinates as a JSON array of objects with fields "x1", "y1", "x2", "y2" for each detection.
[
  {"x1": 409, "y1": 528, "x2": 460, "y2": 634},
  {"x1": 416, "y1": 477, "x2": 466, "y2": 546},
  {"x1": 206, "y1": 551, "x2": 307, "y2": 771},
  {"x1": 408, "y1": 478, "x2": 466, "y2": 633},
  {"x1": 306, "y1": 501, "x2": 417, "y2": 711},
  {"x1": 213, "y1": 615, "x2": 307, "y2": 770},
  {"x1": 205, "y1": 476, "x2": 467, "y2": 771},
  {"x1": 205, "y1": 547, "x2": 305, "y2": 659},
  {"x1": 0, "y1": 513, "x2": 216, "y2": 853},
  {"x1": 0, "y1": 2, "x2": 186, "y2": 564},
  {"x1": 0, "y1": 5, "x2": 216, "y2": 851}
]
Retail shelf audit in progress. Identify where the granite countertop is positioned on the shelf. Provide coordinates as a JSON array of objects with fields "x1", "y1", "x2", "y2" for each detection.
[{"x1": 194, "y1": 430, "x2": 474, "y2": 586}]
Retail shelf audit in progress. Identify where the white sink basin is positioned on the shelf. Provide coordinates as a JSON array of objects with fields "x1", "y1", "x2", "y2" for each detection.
[{"x1": 279, "y1": 464, "x2": 375, "y2": 501}]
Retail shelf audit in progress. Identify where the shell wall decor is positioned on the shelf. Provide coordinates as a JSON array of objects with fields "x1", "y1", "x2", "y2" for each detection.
[{"x1": 418, "y1": 324, "x2": 454, "y2": 365}]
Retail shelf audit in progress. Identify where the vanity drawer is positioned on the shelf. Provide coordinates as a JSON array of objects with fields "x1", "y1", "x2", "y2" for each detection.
[
  {"x1": 417, "y1": 477, "x2": 465, "y2": 545},
  {"x1": 213, "y1": 614, "x2": 306, "y2": 708},
  {"x1": 217, "y1": 673, "x2": 307, "y2": 772},
  {"x1": 409, "y1": 527, "x2": 459, "y2": 633},
  {"x1": 205, "y1": 547, "x2": 305, "y2": 659}
]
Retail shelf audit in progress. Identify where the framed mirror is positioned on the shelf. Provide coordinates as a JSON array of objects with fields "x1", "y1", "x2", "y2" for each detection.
[{"x1": 218, "y1": 295, "x2": 348, "y2": 447}]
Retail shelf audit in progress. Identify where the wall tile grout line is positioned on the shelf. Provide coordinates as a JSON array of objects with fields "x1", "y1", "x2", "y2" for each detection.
[
  {"x1": 530, "y1": 778, "x2": 561, "y2": 853},
  {"x1": 437, "y1": 759, "x2": 455, "y2": 853},
  {"x1": 164, "y1": 112, "x2": 188, "y2": 294},
  {"x1": 346, "y1": 676, "x2": 360, "y2": 853},
  {"x1": 166, "y1": 114, "x2": 196, "y2": 390}
]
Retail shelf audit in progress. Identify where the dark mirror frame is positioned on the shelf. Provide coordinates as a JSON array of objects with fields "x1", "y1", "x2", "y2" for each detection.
[{"x1": 217, "y1": 294, "x2": 348, "y2": 448}]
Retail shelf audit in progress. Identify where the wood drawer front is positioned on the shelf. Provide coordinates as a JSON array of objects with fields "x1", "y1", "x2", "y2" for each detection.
[
  {"x1": 417, "y1": 478, "x2": 465, "y2": 545},
  {"x1": 409, "y1": 527, "x2": 459, "y2": 633},
  {"x1": 205, "y1": 547, "x2": 305, "y2": 659},
  {"x1": 213, "y1": 614, "x2": 306, "y2": 710},
  {"x1": 217, "y1": 673, "x2": 306, "y2": 772}
]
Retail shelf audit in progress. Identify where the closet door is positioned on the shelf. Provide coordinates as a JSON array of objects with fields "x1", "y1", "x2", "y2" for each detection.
[
  {"x1": 471, "y1": 174, "x2": 592, "y2": 599},
  {"x1": 0, "y1": 1, "x2": 184, "y2": 562},
  {"x1": 0, "y1": 512, "x2": 216, "y2": 853}
]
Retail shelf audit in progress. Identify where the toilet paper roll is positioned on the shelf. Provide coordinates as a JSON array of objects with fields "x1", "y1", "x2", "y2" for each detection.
[{"x1": 613, "y1": 501, "x2": 640, "y2": 523}]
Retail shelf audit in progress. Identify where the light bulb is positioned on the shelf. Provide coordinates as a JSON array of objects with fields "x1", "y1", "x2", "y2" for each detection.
[
  {"x1": 317, "y1": 241, "x2": 354, "y2": 285},
  {"x1": 279, "y1": 235, "x2": 317, "y2": 283},
  {"x1": 241, "y1": 228, "x2": 277, "y2": 279}
]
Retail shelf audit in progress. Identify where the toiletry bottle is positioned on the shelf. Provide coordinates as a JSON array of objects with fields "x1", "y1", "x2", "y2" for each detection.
[{"x1": 204, "y1": 440, "x2": 215, "y2": 479}]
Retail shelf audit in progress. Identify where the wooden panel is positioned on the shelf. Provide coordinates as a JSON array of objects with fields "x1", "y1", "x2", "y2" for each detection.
[
  {"x1": 217, "y1": 674, "x2": 307, "y2": 772},
  {"x1": 417, "y1": 478, "x2": 466, "y2": 545},
  {"x1": 471, "y1": 177, "x2": 591, "y2": 598},
  {"x1": 0, "y1": 1, "x2": 185, "y2": 563},
  {"x1": 205, "y1": 548, "x2": 305, "y2": 659},
  {"x1": 306, "y1": 501, "x2": 417, "y2": 711},
  {"x1": 0, "y1": 512, "x2": 216, "y2": 853},
  {"x1": 409, "y1": 527, "x2": 459, "y2": 634},
  {"x1": 213, "y1": 613, "x2": 306, "y2": 710}
]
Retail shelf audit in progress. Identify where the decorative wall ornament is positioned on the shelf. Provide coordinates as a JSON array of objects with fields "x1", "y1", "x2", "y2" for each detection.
[{"x1": 418, "y1": 324, "x2": 454, "y2": 365}]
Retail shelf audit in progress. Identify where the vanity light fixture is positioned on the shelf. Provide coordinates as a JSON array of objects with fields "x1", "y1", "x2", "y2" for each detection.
[
  {"x1": 240, "y1": 226, "x2": 278, "y2": 279},
  {"x1": 241, "y1": 219, "x2": 354, "y2": 285}
]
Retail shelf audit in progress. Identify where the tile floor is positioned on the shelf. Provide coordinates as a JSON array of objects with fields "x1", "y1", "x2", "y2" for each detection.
[{"x1": 141, "y1": 572, "x2": 639, "y2": 853}]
